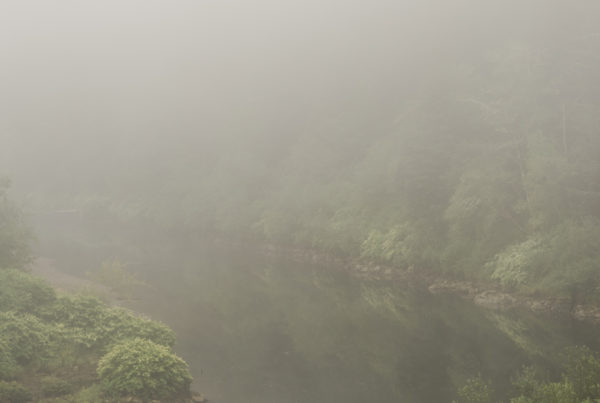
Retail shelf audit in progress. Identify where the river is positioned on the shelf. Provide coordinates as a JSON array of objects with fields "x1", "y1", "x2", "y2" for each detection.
[{"x1": 32, "y1": 215, "x2": 600, "y2": 402}]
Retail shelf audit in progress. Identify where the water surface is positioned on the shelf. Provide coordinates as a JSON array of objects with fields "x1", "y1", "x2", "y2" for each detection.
[{"x1": 33, "y1": 218, "x2": 600, "y2": 402}]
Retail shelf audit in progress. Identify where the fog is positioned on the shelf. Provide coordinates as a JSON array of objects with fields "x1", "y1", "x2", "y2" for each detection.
[
  {"x1": 2, "y1": 0, "x2": 592, "y2": 197},
  {"x1": 2, "y1": 1, "x2": 600, "y2": 402}
]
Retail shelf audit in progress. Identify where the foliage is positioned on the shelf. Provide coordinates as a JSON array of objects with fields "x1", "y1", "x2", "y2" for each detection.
[
  {"x1": 97, "y1": 338, "x2": 192, "y2": 400},
  {"x1": 0, "y1": 269, "x2": 187, "y2": 401},
  {"x1": 0, "y1": 380, "x2": 32, "y2": 403},
  {"x1": 0, "y1": 311, "x2": 54, "y2": 364},
  {"x1": 0, "y1": 338, "x2": 18, "y2": 380},
  {"x1": 0, "y1": 269, "x2": 56, "y2": 315},
  {"x1": 510, "y1": 366, "x2": 577, "y2": 403},
  {"x1": 0, "y1": 178, "x2": 32, "y2": 269},
  {"x1": 562, "y1": 346, "x2": 600, "y2": 401},
  {"x1": 71, "y1": 384, "x2": 103, "y2": 402},
  {"x1": 4, "y1": 2, "x2": 600, "y2": 303},
  {"x1": 100, "y1": 306, "x2": 176, "y2": 349},
  {"x1": 40, "y1": 376, "x2": 72, "y2": 397},
  {"x1": 486, "y1": 237, "x2": 545, "y2": 288},
  {"x1": 46, "y1": 294, "x2": 175, "y2": 350},
  {"x1": 0, "y1": 185, "x2": 190, "y2": 401},
  {"x1": 465, "y1": 347, "x2": 600, "y2": 402},
  {"x1": 361, "y1": 220, "x2": 442, "y2": 269},
  {"x1": 454, "y1": 374, "x2": 493, "y2": 403},
  {"x1": 46, "y1": 294, "x2": 107, "y2": 330}
]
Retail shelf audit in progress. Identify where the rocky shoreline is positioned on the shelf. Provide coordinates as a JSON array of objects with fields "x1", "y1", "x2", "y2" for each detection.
[{"x1": 256, "y1": 242, "x2": 600, "y2": 326}]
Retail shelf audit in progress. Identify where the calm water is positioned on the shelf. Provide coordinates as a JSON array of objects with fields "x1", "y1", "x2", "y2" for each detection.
[
  {"x1": 34, "y1": 218, "x2": 600, "y2": 403},
  {"x1": 123, "y1": 244, "x2": 600, "y2": 403}
]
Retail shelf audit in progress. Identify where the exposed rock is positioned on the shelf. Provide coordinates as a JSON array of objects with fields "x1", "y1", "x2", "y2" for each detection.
[
  {"x1": 572, "y1": 305, "x2": 600, "y2": 324},
  {"x1": 428, "y1": 280, "x2": 479, "y2": 298},
  {"x1": 252, "y1": 240, "x2": 600, "y2": 326},
  {"x1": 190, "y1": 392, "x2": 207, "y2": 402},
  {"x1": 473, "y1": 290, "x2": 518, "y2": 310}
]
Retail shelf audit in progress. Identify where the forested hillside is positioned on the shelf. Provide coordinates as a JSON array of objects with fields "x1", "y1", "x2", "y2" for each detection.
[{"x1": 2, "y1": 1, "x2": 600, "y2": 300}]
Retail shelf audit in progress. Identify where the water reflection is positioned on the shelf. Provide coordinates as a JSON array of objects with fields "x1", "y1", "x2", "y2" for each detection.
[{"x1": 115, "y1": 243, "x2": 600, "y2": 403}]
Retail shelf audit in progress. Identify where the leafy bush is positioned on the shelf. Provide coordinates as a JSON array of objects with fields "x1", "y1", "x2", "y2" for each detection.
[
  {"x1": 510, "y1": 379, "x2": 576, "y2": 403},
  {"x1": 47, "y1": 294, "x2": 106, "y2": 329},
  {"x1": 47, "y1": 294, "x2": 175, "y2": 350},
  {"x1": 0, "y1": 312, "x2": 53, "y2": 364},
  {"x1": 0, "y1": 269, "x2": 56, "y2": 314},
  {"x1": 361, "y1": 221, "x2": 440, "y2": 268},
  {"x1": 0, "y1": 339, "x2": 18, "y2": 380},
  {"x1": 0, "y1": 380, "x2": 32, "y2": 403},
  {"x1": 531, "y1": 381, "x2": 576, "y2": 403},
  {"x1": 562, "y1": 346, "x2": 600, "y2": 401},
  {"x1": 506, "y1": 348, "x2": 600, "y2": 402},
  {"x1": 511, "y1": 366, "x2": 541, "y2": 399},
  {"x1": 486, "y1": 237, "x2": 545, "y2": 288},
  {"x1": 72, "y1": 384, "x2": 103, "y2": 402},
  {"x1": 40, "y1": 376, "x2": 72, "y2": 397},
  {"x1": 455, "y1": 374, "x2": 493, "y2": 403},
  {"x1": 97, "y1": 338, "x2": 192, "y2": 400},
  {"x1": 101, "y1": 307, "x2": 175, "y2": 349}
]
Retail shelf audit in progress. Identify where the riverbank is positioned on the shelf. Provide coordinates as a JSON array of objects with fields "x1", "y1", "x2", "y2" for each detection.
[
  {"x1": 33, "y1": 230, "x2": 600, "y2": 328},
  {"x1": 251, "y1": 240, "x2": 600, "y2": 326},
  {"x1": 25, "y1": 258, "x2": 209, "y2": 403}
]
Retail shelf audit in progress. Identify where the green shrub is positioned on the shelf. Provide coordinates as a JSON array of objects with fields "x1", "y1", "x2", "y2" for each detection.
[
  {"x1": 97, "y1": 338, "x2": 192, "y2": 400},
  {"x1": 562, "y1": 346, "x2": 600, "y2": 401},
  {"x1": 48, "y1": 295, "x2": 175, "y2": 350},
  {"x1": 0, "y1": 269, "x2": 56, "y2": 314},
  {"x1": 0, "y1": 338, "x2": 19, "y2": 380},
  {"x1": 40, "y1": 376, "x2": 72, "y2": 397},
  {"x1": 0, "y1": 312, "x2": 52, "y2": 364},
  {"x1": 72, "y1": 384, "x2": 103, "y2": 403},
  {"x1": 455, "y1": 374, "x2": 493, "y2": 403},
  {"x1": 47, "y1": 294, "x2": 106, "y2": 329},
  {"x1": 0, "y1": 380, "x2": 32, "y2": 403},
  {"x1": 486, "y1": 237, "x2": 545, "y2": 288},
  {"x1": 533, "y1": 381, "x2": 576, "y2": 403},
  {"x1": 509, "y1": 348, "x2": 600, "y2": 402},
  {"x1": 101, "y1": 307, "x2": 175, "y2": 349},
  {"x1": 512, "y1": 366, "x2": 541, "y2": 399}
]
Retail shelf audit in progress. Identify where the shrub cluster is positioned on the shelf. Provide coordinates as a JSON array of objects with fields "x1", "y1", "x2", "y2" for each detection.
[
  {"x1": 455, "y1": 346, "x2": 600, "y2": 403},
  {"x1": 0, "y1": 269, "x2": 191, "y2": 401},
  {"x1": 0, "y1": 380, "x2": 32, "y2": 403},
  {"x1": 98, "y1": 338, "x2": 192, "y2": 400}
]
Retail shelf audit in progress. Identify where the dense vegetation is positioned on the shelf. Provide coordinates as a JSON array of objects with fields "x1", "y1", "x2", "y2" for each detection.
[
  {"x1": 456, "y1": 346, "x2": 600, "y2": 403},
  {"x1": 3, "y1": 2, "x2": 600, "y2": 401},
  {"x1": 0, "y1": 269, "x2": 193, "y2": 402},
  {"x1": 0, "y1": 182, "x2": 192, "y2": 402},
  {"x1": 5, "y1": 2, "x2": 599, "y2": 302}
]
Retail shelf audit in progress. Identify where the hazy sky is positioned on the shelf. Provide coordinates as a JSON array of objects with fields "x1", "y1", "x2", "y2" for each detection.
[{"x1": 1, "y1": 1, "x2": 596, "y2": 193}]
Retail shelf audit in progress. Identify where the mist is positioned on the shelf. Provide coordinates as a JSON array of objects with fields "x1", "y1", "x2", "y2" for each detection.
[
  {"x1": 3, "y1": 0, "x2": 590, "y2": 195},
  {"x1": 2, "y1": 1, "x2": 600, "y2": 402}
]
